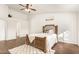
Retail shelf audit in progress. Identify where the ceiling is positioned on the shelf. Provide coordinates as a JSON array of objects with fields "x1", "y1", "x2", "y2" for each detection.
[{"x1": 7, "y1": 4, "x2": 79, "y2": 14}]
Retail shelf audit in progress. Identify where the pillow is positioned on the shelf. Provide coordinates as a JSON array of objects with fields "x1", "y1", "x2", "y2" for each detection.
[
  {"x1": 48, "y1": 29, "x2": 54, "y2": 34},
  {"x1": 31, "y1": 36, "x2": 47, "y2": 53}
]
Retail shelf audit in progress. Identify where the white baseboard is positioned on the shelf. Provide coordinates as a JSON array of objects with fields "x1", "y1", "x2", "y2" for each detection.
[{"x1": 59, "y1": 40, "x2": 78, "y2": 45}]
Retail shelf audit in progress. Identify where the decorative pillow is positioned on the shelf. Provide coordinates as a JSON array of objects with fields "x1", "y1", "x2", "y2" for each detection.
[{"x1": 48, "y1": 29, "x2": 54, "y2": 34}]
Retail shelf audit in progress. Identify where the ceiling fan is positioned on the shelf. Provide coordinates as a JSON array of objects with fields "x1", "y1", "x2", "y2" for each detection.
[{"x1": 19, "y1": 4, "x2": 36, "y2": 13}]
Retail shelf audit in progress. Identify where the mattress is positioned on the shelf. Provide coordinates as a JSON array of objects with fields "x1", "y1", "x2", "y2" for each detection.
[{"x1": 9, "y1": 44, "x2": 55, "y2": 54}]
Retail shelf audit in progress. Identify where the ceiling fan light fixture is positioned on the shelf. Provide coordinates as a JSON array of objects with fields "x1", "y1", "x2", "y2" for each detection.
[
  {"x1": 19, "y1": 4, "x2": 36, "y2": 13},
  {"x1": 25, "y1": 9, "x2": 30, "y2": 11}
]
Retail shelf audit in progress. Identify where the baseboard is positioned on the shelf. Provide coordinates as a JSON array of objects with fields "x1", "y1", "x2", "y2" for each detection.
[{"x1": 59, "y1": 41, "x2": 78, "y2": 46}]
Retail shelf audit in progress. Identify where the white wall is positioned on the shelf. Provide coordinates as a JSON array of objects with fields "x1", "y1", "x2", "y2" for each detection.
[
  {"x1": 6, "y1": 18, "x2": 29, "y2": 40},
  {"x1": 0, "y1": 4, "x2": 29, "y2": 40},
  {"x1": 76, "y1": 13, "x2": 79, "y2": 46},
  {"x1": 30, "y1": 13, "x2": 77, "y2": 44},
  {"x1": 16, "y1": 19, "x2": 29, "y2": 37},
  {"x1": 6, "y1": 19, "x2": 17, "y2": 40},
  {"x1": 6, "y1": 9, "x2": 29, "y2": 40},
  {"x1": 0, "y1": 5, "x2": 8, "y2": 41},
  {"x1": 0, "y1": 5, "x2": 8, "y2": 19}
]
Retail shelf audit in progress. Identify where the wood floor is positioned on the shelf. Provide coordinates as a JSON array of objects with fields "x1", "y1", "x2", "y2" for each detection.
[
  {"x1": 52, "y1": 42, "x2": 79, "y2": 54},
  {"x1": 0, "y1": 41, "x2": 79, "y2": 54}
]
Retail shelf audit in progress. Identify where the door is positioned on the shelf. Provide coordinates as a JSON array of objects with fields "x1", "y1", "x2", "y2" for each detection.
[{"x1": 0, "y1": 20, "x2": 5, "y2": 41}]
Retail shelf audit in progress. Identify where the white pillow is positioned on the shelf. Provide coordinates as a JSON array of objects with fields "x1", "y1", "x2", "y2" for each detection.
[{"x1": 48, "y1": 29, "x2": 54, "y2": 34}]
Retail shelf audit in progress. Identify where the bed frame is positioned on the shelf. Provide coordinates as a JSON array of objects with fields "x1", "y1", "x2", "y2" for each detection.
[
  {"x1": 30, "y1": 24, "x2": 58, "y2": 53},
  {"x1": 31, "y1": 37, "x2": 47, "y2": 53},
  {"x1": 43, "y1": 24, "x2": 58, "y2": 41},
  {"x1": 43, "y1": 24, "x2": 58, "y2": 34}
]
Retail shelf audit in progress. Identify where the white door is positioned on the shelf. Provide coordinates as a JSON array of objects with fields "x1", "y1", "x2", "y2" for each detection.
[
  {"x1": 7, "y1": 20, "x2": 17, "y2": 40},
  {"x1": 17, "y1": 21, "x2": 29, "y2": 37},
  {"x1": 0, "y1": 20, "x2": 5, "y2": 41}
]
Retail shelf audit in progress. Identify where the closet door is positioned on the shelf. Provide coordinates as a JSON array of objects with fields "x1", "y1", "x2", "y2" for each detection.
[
  {"x1": 20, "y1": 22, "x2": 28, "y2": 37},
  {"x1": 7, "y1": 20, "x2": 17, "y2": 40},
  {"x1": 0, "y1": 20, "x2": 5, "y2": 41},
  {"x1": 17, "y1": 21, "x2": 29, "y2": 37}
]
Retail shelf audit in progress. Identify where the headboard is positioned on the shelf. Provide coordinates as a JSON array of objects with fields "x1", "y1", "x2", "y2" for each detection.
[{"x1": 43, "y1": 24, "x2": 58, "y2": 34}]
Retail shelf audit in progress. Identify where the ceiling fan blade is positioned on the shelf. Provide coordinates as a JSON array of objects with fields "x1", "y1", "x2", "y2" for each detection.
[
  {"x1": 31, "y1": 8, "x2": 36, "y2": 11},
  {"x1": 20, "y1": 8, "x2": 25, "y2": 10},
  {"x1": 19, "y1": 4, "x2": 25, "y2": 7}
]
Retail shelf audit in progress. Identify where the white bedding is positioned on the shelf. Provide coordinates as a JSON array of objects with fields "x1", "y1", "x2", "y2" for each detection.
[
  {"x1": 9, "y1": 44, "x2": 55, "y2": 54},
  {"x1": 29, "y1": 33, "x2": 57, "y2": 52}
]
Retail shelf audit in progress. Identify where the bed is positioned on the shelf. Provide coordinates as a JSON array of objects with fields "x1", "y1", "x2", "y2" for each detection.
[
  {"x1": 29, "y1": 24, "x2": 58, "y2": 53},
  {"x1": 8, "y1": 24, "x2": 57, "y2": 54}
]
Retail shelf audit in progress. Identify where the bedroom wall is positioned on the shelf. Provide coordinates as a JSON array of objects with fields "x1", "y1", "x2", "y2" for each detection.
[
  {"x1": 76, "y1": 13, "x2": 79, "y2": 46},
  {"x1": 70, "y1": 12, "x2": 79, "y2": 46},
  {"x1": 0, "y1": 5, "x2": 8, "y2": 19},
  {"x1": 0, "y1": 5, "x2": 8, "y2": 41},
  {"x1": 30, "y1": 13, "x2": 77, "y2": 44},
  {"x1": 0, "y1": 5, "x2": 29, "y2": 41},
  {"x1": 6, "y1": 9, "x2": 29, "y2": 40}
]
